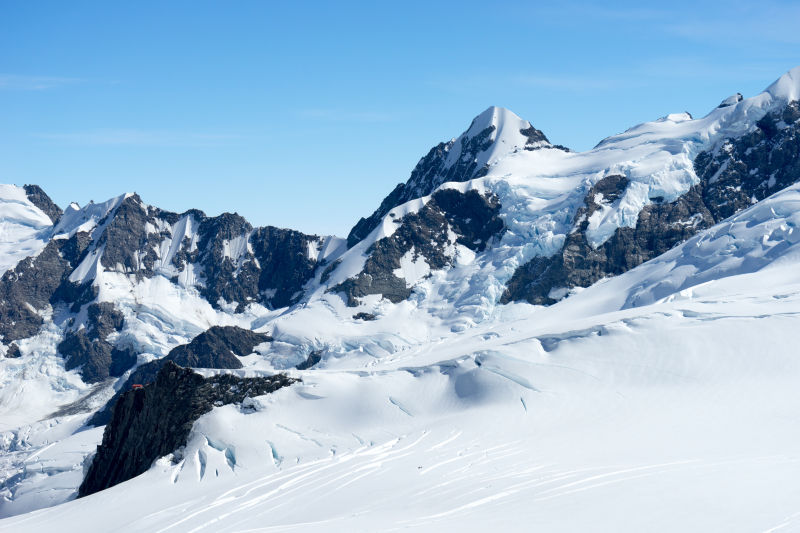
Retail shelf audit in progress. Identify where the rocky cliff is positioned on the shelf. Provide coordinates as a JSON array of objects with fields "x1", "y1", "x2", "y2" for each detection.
[{"x1": 78, "y1": 361, "x2": 296, "y2": 497}]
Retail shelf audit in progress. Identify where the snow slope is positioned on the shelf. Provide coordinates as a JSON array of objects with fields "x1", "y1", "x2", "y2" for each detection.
[
  {"x1": 0, "y1": 185, "x2": 53, "y2": 277},
  {"x1": 5, "y1": 247, "x2": 800, "y2": 531},
  {"x1": 7, "y1": 169, "x2": 800, "y2": 531}
]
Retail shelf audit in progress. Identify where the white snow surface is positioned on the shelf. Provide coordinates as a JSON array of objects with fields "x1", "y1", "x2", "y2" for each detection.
[
  {"x1": 52, "y1": 193, "x2": 129, "y2": 241},
  {"x1": 2, "y1": 68, "x2": 800, "y2": 531},
  {"x1": 6, "y1": 196, "x2": 800, "y2": 529},
  {"x1": 445, "y1": 106, "x2": 546, "y2": 169},
  {"x1": 0, "y1": 185, "x2": 53, "y2": 276}
]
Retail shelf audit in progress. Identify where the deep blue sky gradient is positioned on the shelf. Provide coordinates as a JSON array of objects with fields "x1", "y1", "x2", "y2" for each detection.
[{"x1": 1, "y1": 0, "x2": 799, "y2": 235}]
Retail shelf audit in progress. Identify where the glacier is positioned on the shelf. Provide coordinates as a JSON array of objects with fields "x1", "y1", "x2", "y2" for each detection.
[{"x1": 2, "y1": 67, "x2": 800, "y2": 532}]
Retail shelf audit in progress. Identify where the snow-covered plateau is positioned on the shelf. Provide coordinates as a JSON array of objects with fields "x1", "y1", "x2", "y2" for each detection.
[{"x1": 2, "y1": 67, "x2": 800, "y2": 532}]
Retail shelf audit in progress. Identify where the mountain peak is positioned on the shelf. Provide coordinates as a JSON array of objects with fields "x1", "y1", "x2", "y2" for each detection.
[
  {"x1": 452, "y1": 106, "x2": 556, "y2": 168},
  {"x1": 765, "y1": 65, "x2": 800, "y2": 103},
  {"x1": 346, "y1": 106, "x2": 562, "y2": 247},
  {"x1": 464, "y1": 106, "x2": 551, "y2": 149},
  {"x1": 466, "y1": 106, "x2": 525, "y2": 135}
]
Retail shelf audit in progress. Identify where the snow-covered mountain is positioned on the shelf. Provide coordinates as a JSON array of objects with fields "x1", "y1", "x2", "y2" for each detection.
[
  {"x1": 346, "y1": 106, "x2": 566, "y2": 247},
  {"x1": 2, "y1": 67, "x2": 800, "y2": 532}
]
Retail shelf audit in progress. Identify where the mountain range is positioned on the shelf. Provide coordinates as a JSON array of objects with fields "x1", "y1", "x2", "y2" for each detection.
[{"x1": 2, "y1": 67, "x2": 800, "y2": 532}]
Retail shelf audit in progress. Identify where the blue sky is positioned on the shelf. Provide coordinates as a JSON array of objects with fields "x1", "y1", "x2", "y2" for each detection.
[{"x1": 1, "y1": 1, "x2": 799, "y2": 236}]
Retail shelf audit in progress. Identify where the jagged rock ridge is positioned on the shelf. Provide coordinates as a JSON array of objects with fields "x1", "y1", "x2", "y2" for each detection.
[
  {"x1": 79, "y1": 361, "x2": 296, "y2": 497},
  {"x1": 346, "y1": 107, "x2": 565, "y2": 247},
  {"x1": 23, "y1": 184, "x2": 62, "y2": 224},
  {"x1": 333, "y1": 189, "x2": 504, "y2": 306},
  {"x1": 88, "y1": 325, "x2": 273, "y2": 426},
  {"x1": 0, "y1": 190, "x2": 334, "y2": 382}
]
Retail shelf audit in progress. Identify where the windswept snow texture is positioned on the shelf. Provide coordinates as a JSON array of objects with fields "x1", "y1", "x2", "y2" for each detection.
[{"x1": 3, "y1": 68, "x2": 800, "y2": 531}]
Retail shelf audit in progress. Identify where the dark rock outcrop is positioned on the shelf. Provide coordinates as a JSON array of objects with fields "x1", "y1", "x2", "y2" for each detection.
[
  {"x1": 249, "y1": 227, "x2": 321, "y2": 308},
  {"x1": 168, "y1": 326, "x2": 272, "y2": 369},
  {"x1": 696, "y1": 101, "x2": 800, "y2": 221},
  {"x1": 4, "y1": 343, "x2": 20, "y2": 358},
  {"x1": 79, "y1": 361, "x2": 296, "y2": 497},
  {"x1": 319, "y1": 259, "x2": 342, "y2": 284},
  {"x1": 58, "y1": 303, "x2": 132, "y2": 383},
  {"x1": 502, "y1": 178, "x2": 714, "y2": 304},
  {"x1": 23, "y1": 184, "x2": 62, "y2": 224},
  {"x1": 295, "y1": 350, "x2": 322, "y2": 370},
  {"x1": 97, "y1": 195, "x2": 163, "y2": 278},
  {"x1": 503, "y1": 100, "x2": 800, "y2": 305},
  {"x1": 36, "y1": 192, "x2": 324, "y2": 316},
  {"x1": 334, "y1": 189, "x2": 504, "y2": 306},
  {"x1": 170, "y1": 212, "x2": 323, "y2": 311},
  {"x1": 193, "y1": 213, "x2": 254, "y2": 309},
  {"x1": 88, "y1": 326, "x2": 272, "y2": 426},
  {"x1": 0, "y1": 232, "x2": 91, "y2": 344}
]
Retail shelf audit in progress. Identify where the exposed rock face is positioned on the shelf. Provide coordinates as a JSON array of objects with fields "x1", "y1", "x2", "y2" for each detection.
[
  {"x1": 194, "y1": 217, "x2": 323, "y2": 311},
  {"x1": 346, "y1": 112, "x2": 560, "y2": 248},
  {"x1": 60, "y1": 194, "x2": 324, "y2": 312},
  {"x1": 168, "y1": 326, "x2": 272, "y2": 369},
  {"x1": 23, "y1": 184, "x2": 62, "y2": 224},
  {"x1": 4, "y1": 343, "x2": 20, "y2": 358},
  {"x1": 295, "y1": 350, "x2": 322, "y2": 370},
  {"x1": 0, "y1": 232, "x2": 91, "y2": 344},
  {"x1": 79, "y1": 361, "x2": 296, "y2": 497},
  {"x1": 163, "y1": 211, "x2": 323, "y2": 311},
  {"x1": 88, "y1": 326, "x2": 272, "y2": 426},
  {"x1": 57, "y1": 302, "x2": 133, "y2": 383},
  {"x1": 194, "y1": 212, "x2": 255, "y2": 309},
  {"x1": 97, "y1": 195, "x2": 163, "y2": 278},
  {"x1": 696, "y1": 101, "x2": 800, "y2": 221},
  {"x1": 334, "y1": 189, "x2": 504, "y2": 306},
  {"x1": 90, "y1": 197, "x2": 321, "y2": 311},
  {"x1": 249, "y1": 227, "x2": 321, "y2": 308},
  {"x1": 320, "y1": 259, "x2": 342, "y2": 284},
  {"x1": 503, "y1": 101, "x2": 800, "y2": 305},
  {"x1": 502, "y1": 178, "x2": 714, "y2": 304}
]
